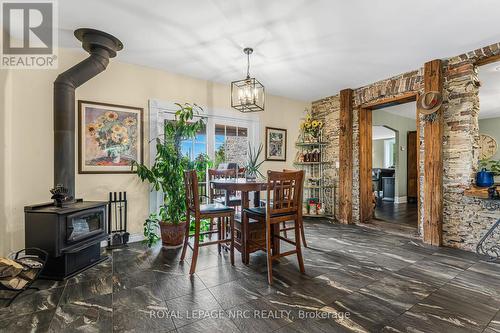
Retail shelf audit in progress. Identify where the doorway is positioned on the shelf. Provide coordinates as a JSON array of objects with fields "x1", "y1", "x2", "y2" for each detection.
[{"x1": 359, "y1": 94, "x2": 419, "y2": 233}]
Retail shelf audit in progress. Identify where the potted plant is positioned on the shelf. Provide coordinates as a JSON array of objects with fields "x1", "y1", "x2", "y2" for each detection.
[
  {"x1": 477, "y1": 159, "x2": 498, "y2": 188},
  {"x1": 245, "y1": 143, "x2": 264, "y2": 181},
  {"x1": 133, "y1": 103, "x2": 210, "y2": 248}
]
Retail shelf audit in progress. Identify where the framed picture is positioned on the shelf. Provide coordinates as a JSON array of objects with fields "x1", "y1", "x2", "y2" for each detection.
[
  {"x1": 78, "y1": 100, "x2": 143, "y2": 174},
  {"x1": 265, "y1": 127, "x2": 287, "y2": 161}
]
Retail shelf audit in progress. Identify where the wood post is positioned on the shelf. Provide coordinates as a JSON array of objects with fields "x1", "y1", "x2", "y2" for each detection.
[
  {"x1": 358, "y1": 108, "x2": 373, "y2": 223},
  {"x1": 338, "y1": 89, "x2": 353, "y2": 224},
  {"x1": 422, "y1": 59, "x2": 443, "y2": 246}
]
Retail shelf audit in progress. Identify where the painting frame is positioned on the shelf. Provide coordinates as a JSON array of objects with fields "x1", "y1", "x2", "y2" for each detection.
[
  {"x1": 78, "y1": 100, "x2": 144, "y2": 174},
  {"x1": 265, "y1": 127, "x2": 287, "y2": 161}
]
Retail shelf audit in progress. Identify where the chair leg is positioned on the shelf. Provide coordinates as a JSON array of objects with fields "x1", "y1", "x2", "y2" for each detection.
[
  {"x1": 217, "y1": 217, "x2": 222, "y2": 254},
  {"x1": 294, "y1": 219, "x2": 306, "y2": 274},
  {"x1": 230, "y1": 214, "x2": 235, "y2": 266},
  {"x1": 180, "y1": 211, "x2": 191, "y2": 262},
  {"x1": 189, "y1": 217, "x2": 201, "y2": 275},
  {"x1": 282, "y1": 221, "x2": 287, "y2": 238},
  {"x1": 299, "y1": 217, "x2": 307, "y2": 248},
  {"x1": 265, "y1": 222, "x2": 274, "y2": 285},
  {"x1": 242, "y1": 210, "x2": 248, "y2": 265}
]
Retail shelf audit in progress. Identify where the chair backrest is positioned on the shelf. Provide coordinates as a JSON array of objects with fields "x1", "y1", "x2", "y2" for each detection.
[
  {"x1": 184, "y1": 170, "x2": 200, "y2": 214},
  {"x1": 266, "y1": 170, "x2": 304, "y2": 217},
  {"x1": 208, "y1": 168, "x2": 237, "y2": 199}
]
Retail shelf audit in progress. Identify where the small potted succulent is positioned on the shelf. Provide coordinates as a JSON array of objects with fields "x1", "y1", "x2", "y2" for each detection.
[
  {"x1": 245, "y1": 143, "x2": 264, "y2": 181},
  {"x1": 133, "y1": 103, "x2": 211, "y2": 247}
]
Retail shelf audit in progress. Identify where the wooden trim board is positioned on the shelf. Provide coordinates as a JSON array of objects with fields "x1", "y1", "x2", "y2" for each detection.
[{"x1": 338, "y1": 89, "x2": 354, "y2": 224}]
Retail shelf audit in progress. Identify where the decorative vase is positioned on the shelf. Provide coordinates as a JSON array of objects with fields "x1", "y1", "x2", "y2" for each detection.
[
  {"x1": 476, "y1": 169, "x2": 494, "y2": 188},
  {"x1": 245, "y1": 171, "x2": 257, "y2": 182},
  {"x1": 159, "y1": 221, "x2": 187, "y2": 248}
]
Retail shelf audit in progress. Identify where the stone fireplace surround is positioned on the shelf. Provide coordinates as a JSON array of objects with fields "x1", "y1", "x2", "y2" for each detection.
[{"x1": 311, "y1": 42, "x2": 500, "y2": 251}]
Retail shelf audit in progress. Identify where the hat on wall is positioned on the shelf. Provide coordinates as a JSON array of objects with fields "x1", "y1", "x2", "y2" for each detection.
[{"x1": 417, "y1": 91, "x2": 442, "y2": 115}]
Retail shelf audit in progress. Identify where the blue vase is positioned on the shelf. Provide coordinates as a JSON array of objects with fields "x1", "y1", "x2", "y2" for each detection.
[{"x1": 476, "y1": 169, "x2": 494, "y2": 188}]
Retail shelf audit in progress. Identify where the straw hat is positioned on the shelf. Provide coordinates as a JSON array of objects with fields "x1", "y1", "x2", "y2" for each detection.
[{"x1": 417, "y1": 91, "x2": 442, "y2": 115}]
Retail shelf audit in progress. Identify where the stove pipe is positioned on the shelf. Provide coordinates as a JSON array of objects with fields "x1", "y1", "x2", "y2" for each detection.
[{"x1": 54, "y1": 29, "x2": 123, "y2": 198}]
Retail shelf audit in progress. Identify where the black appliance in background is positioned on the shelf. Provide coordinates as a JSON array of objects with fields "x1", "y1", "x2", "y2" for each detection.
[{"x1": 23, "y1": 28, "x2": 123, "y2": 280}]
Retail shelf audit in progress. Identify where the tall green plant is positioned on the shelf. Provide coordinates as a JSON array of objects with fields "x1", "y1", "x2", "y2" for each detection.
[
  {"x1": 133, "y1": 103, "x2": 209, "y2": 246},
  {"x1": 245, "y1": 143, "x2": 264, "y2": 178}
]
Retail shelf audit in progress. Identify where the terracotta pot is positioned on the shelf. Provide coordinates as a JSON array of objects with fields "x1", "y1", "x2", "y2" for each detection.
[{"x1": 159, "y1": 221, "x2": 187, "y2": 248}]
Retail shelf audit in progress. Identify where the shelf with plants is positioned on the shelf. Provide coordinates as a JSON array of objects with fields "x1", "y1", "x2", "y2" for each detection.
[{"x1": 294, "y1": 110, "x2": 334, "y2": 219}]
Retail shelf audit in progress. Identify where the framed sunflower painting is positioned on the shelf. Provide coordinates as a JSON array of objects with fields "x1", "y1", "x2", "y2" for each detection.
[{"x1": 78, "y1": 100, "x2": 143, "y2": 174}]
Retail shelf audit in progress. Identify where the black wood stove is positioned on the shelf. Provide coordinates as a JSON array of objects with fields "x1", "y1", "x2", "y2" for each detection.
[
  {"x1": 25, "y1": 200, "x2": 108, "y2": 280},
  {"x1": 23, "y1": 28, "x2": 123, "y2": 280}
]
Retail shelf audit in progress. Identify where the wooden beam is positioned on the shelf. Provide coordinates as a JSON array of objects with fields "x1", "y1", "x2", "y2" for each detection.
[
  {"x1": 358, "y1": 108, "x2": 373, "y2": 223},
  {"x1": 415, "y1": 93, "x2": 422, "y2": 234},
  {"x1": 338, "y1": 89, "x2": 353, "y2": 224},
  {"x1": 422, "y1": 59, "x2": 443, "y2": 246},
  {"x1": 476, "y1": 54, "x2": 500, "y2": 67},
  {"x1": 359, "y1": 92, "x2": 417, "y2": 110}
]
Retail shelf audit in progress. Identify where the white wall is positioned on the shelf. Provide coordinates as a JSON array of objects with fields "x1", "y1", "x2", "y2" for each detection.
[{"x1": 0, "y1": 48, "x2": 309, "y2": 256}]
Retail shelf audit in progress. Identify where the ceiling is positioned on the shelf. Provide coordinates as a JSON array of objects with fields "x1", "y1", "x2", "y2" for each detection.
[
  {"x1": 373, "y1": 126, "x2": 396, "y2": 140},
  {"x1": 57, "y1": 0, "x2": 500, "y2": 101}
]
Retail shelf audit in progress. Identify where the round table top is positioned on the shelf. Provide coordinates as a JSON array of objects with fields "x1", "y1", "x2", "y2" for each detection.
[{"x1": 210, "y1": 178, "x2": 267, "y2": 191}]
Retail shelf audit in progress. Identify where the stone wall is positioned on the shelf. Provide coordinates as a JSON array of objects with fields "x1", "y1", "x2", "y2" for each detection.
[
  {"x1": 311, "y1": 42, "x2": 500, "y2": 251},
  {"x1": 310, "y1": 96, "x2": 340, "y2": 217}
]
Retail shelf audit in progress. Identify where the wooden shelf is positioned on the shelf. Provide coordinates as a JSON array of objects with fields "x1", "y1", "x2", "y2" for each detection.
[
  {"x1": 296, "y1": 142, "x2": 328, "y2": 147},
  {"x1": 464, "y1": 185, "x2": 499, "y2": 199},
  {"x1": 293, "y1": 161, "x2": 329, "y2": 165}
]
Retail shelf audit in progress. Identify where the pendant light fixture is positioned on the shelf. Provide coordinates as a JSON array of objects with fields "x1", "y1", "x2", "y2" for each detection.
[{"x1": 231, "y1": 47, "x2": 265, "y2": 113}]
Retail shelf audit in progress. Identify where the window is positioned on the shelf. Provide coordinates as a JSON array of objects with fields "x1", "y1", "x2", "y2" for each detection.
[
  {"x1": 181, "y1": 125, "x2": 207, "y2": 160},
  {"x1": 214, "y1": 124, "x2": 248, "y2": 167}
]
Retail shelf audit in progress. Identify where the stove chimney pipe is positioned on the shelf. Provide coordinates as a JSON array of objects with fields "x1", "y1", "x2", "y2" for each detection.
[{"x1": 54, "y1": 29, "x2": 123, "y2": 198}]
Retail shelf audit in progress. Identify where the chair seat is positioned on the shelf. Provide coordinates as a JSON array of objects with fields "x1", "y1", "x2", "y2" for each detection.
[
  {"x1": 214, "y1": 196, "x2": 242, "y2": 206},
  {"x1": 243, "y1": 207, "x2": 294, "y2": 218},
  {"x1": 199, "y1": 203, "x2": 234, "y2": 214}
]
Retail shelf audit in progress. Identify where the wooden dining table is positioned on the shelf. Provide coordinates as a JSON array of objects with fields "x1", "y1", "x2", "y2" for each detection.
[{"x1": 210, "y1": 177, "x2": 280, "y2": 262}]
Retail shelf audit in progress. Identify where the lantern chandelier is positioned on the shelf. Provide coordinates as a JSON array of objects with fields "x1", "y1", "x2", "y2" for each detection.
[{"x1": 231, "y1": 47, "x2": 265, "y2": 113}]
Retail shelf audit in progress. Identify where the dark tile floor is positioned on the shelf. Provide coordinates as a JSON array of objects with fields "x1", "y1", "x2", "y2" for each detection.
[{"x1": 1, "y1": 219, "x2": 499, "y2": 333}]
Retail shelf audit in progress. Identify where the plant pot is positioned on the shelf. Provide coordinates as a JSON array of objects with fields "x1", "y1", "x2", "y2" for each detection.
[
  {"x1": 159, "y1": 221, "x2": 186, "y2": 248},
  {"x1": 477, "y1": 169, "x2": 495, "y2": 188}
]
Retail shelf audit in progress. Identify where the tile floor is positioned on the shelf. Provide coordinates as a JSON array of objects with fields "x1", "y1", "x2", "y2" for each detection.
[{"x1": 1, "y1": 219, "x2": 499, "y2": 333}]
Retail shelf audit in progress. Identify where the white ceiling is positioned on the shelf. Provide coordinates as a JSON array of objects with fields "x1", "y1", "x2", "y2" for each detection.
[
  {"x1": 56, "y1": 0, "x2": 500, "y2": 101},
  {"x1": 373, "y1": 126, "x2": 396, "y2": 140}
]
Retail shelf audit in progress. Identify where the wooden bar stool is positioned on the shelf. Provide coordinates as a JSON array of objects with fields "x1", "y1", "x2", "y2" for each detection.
[
  {"x1": 243, "y1": 170, "x2": 306, "y2": 284},
  {"x1": 181, "y1": 170, "x2": 235, "y2": 275}
]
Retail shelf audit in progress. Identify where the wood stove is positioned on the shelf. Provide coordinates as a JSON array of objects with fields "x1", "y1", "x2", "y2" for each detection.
[
  {"x1": 25, "y1": 200, "x2": 108, "y2": 280},
  {"x1": 23, "y1": 28, "x2": 123, "y2": 280}
]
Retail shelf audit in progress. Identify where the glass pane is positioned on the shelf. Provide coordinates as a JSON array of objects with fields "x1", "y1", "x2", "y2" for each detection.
[
  {"x1": 181, "y1": 141, "x2": 192, "y2": 157},
  {"x1": 215, "y1": 124, "x2": 225, "y2": 136},
  {"x1": 226, "y1": 126, "x2": 237, "y2": 137},
  {"x1": 215, "y1": 134, "x2": 225, "y2": 145},
  {"x1": 196, "y1": 133, "x2": 206, "y2": 143},
  {"x1": 193, "y1": 143, "x2": 207, "y2": 159},
  {"x1": 237, "y1": 127, "x2": 248, "y2": 137}
]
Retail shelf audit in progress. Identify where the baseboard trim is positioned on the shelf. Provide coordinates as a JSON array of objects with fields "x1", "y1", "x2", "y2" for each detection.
[{"x1": 395, "y1": 196, "x2": 408, "y2": 204}]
